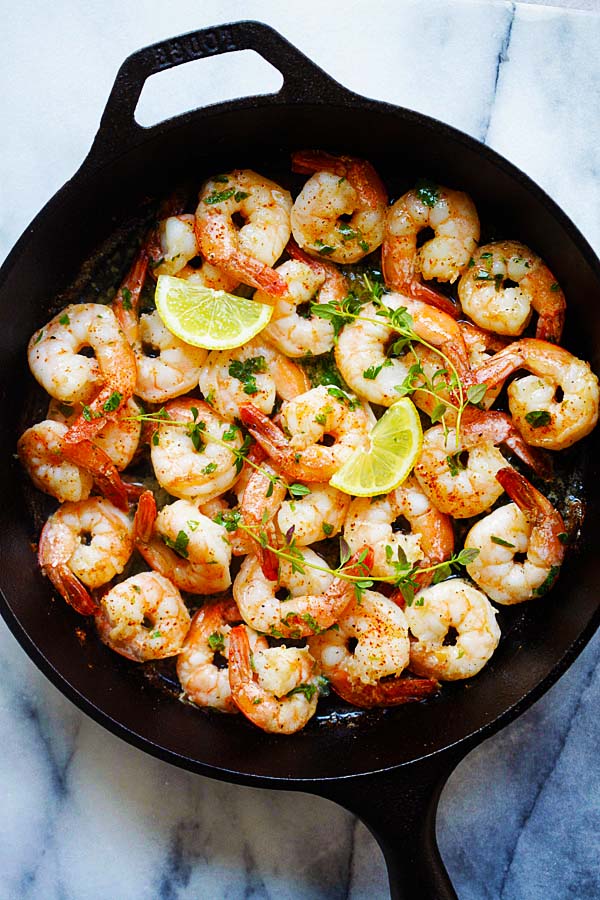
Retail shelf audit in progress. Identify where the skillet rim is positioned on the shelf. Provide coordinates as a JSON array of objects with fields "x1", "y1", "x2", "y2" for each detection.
[{"x1": 1, "y1": 84, "x2": 600, "y2": 787}]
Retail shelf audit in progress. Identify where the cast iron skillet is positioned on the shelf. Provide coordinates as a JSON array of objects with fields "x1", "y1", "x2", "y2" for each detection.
[{"x1": 1, "y1": 22, "x2": 599, "y2": 899}]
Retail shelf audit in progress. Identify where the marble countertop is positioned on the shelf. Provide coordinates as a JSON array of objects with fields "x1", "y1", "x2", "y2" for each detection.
[{"x1": 1, "y1": 1, "x2": 600, "y2": 897}]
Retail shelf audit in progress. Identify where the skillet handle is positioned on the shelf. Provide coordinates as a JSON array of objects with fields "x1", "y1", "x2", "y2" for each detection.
[
  {"x1": 315, "y1": 748, "x2": 466, "y2": 900},
  {"x1": 84, "y1": 21, "x2": 351, "y2": 168}
]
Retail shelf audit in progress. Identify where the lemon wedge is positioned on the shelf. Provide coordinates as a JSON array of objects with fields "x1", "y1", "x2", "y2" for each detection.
[
  {"x1": 330, "y1": 398, "x2": 423, "y2": 496},
  {"x1": 155, "y1": 275, "x2": 272, "y2": 350}
]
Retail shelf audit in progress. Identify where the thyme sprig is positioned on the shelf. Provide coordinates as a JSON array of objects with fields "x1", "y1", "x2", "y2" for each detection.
[
  {"x1": 311, "y1": 275, "x2": 484, "y2": 444},
  {"x1": 213, "y1": 509, "x2": 478, "y2": 605}
]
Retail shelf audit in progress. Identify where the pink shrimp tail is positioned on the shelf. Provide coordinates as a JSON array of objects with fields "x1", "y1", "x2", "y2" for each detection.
[
  {"x1": 38, "y1": 525, "x2": 98, "y2": 616},
  {"x1": 496, "y1": 467, "x2": 563, "y2": 529},
  {"x1": 60, "y1": 438, "x2": 130, "y2": 511},
  {"x1": 461, "y1": 408, "x2": 552, "y2": 480},
  {"x1": 411, "y1": 283, "x2": 460, "y2": 319},
  {"x1": 330, "y1": 671, "x2": 440, "y2": 708},
  {"x1": 291, "y1": 150, "x2": 348, "y2": 177},
  {"x1": 228, "y1": 625, "x2": 253, "y2": 689},
  {"x1": 536, "y1": 310, "x2": 565, "y2": 344},
  {"x1": 113, "y1": 248, "x2": 148, "y2": 330},
  {"x1": 291, "y1": 151, "x2": 387, "y2": 208},
  {"x1": 133, "y1": 490, "x2": 158, "y2": 544}
]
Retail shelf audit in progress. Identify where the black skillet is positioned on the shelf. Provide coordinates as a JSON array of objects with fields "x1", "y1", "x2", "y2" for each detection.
[{"x1": 1, "y1": 22, "x2": 599, "y2": 899}]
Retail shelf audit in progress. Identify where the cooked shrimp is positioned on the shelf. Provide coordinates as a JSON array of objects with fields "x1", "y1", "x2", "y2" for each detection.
[
  {"x1": 335, "y1": 291, "x2": 471, "y2": 405},
  {"x1": 48, "y1": 396, "x2": 142, "y2": 471},
  {"x1": 382, "y1": 182, "x2": 479, "y2": 306},
  {"x1": 19, "y1": 415, "x2": 134, "y2": 510},
  {"x1": 233, "y1": 449, "x2": 287, "y2": 555},
  {"x1": 257, "y1": 240, "x2": 345, "y2": 357},
  {"x1": 151, "y1": 213, "x2": 239, "y2": 291},
  {"x1": 474, "y1": 338, "x2": 599, "y2": 450},
  {"x1": 464, "y1": 467, "x2": 565, "y2": 604},
  {"x1": 177, "y1": 600, "x2": 268, "y2": 712},
  {"x1": 198, "y1": 337, "x2": 309, "y2": 422},
  {"x1": 38, "y1": 497, "x2": 134, "y2": 615},
  {"x1": 277, "y1": 483, "x2": 350, "y2": 546},
  {"x1": 409, "y1": 322, "x2": 507, "y2": 422},
  {"x1": 405, "y1": 579, "x2": 501, "y2": 680},
  {"x1": 343, "y1": 476, "x2": 454, "y2": 584},
  {"x1": 18, "y1": 420, "x2": 94, "y2": 503},
  {"x1": 240, "y1": 385, "x2": 371, "y2": 482},
  {"x1": 233, "y1": 548, "x2": 372, "y2": 638},
  {"x1": 309, "y1": 590, "x2": 437, "y2": 708},
  {"x1": 458, "y1": 241, "x2": 566, "y2": 342},
  {"x1": 150, "y1": 398, "x2": 244, "y2": 502},
  {"x1": 28, "y1": 304, "x2": 136, "y2": 426},
  {"x1": 413, "y1": 408, "x2": 547, "y2": 518},
  {"x1": 290, "y1": 150, "x2": 387, "y2": 264},
  {"x1": 133, "y1": 491, "x2": 232, "y2": 594},
  {"x1": 228, "y1": 626, "x2": 321, "y2": 734},
  {"x1": 111, "y1": 249, "x2": 207, "y2": 403},
  {"x1": 195, "y1": 170, "x2": 292, "y2": 295},
  {"x1": 95, "y1": 572, "x2": 190, "y2": 662}
]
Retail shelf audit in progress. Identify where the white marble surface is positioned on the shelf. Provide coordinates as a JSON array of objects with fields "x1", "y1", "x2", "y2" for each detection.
[{"x1": 1, "y1": 1, "x2": 600, "y2": 897}]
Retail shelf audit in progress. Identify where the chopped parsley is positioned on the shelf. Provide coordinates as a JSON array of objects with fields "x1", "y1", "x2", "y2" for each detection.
[
  {"x1": 491, "y1": 535, "x2": 516, "y2": 548},
  {"x1": 162, "y1": 530, "x2": 189, "y2": 559},
  {"x1": 203, "y1": 188, "x2": 235, "y2": 205},
  {"x1": 228, "y1": 356, "x2": 267, "y2": 395},
  {"x1": 102, "y1": 391, "x2": 123, "y2": 413},
  {"x1": 208, "y1": 632, "x2": 226, "y2": 653},
  {"x1": 59, "y1": 313, "x2": 70, "y2": 326},
  {"x1": 525, "y1": 410, "x2": 551, "y2": 428},
  {"x1": 121, "y1": 286, "x2": 132, "y2": 310},
  {"x1": 415, "y1": 178, "x2": 440, "y2": 208}
]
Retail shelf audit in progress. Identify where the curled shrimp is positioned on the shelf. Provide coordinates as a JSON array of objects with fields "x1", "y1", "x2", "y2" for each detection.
[
  {"x1": 228, "y1": 625, "x2": 322, "y2": 734},
  {"x1": 48, "y1": 396, "x2": 142, "y2": 472},
  {"x1": 150, "y1": 398, "x2": 244, "y2": 502},
  {"x1": 95, "y1": 572, "x2": 191, "y2": 662},
  {"x1": 133, "y1": 491, "x2": 232, "y2": 594},
  {"x1": 38, "y1": 497, "x2": 134, "y2": 615},
  {"x1": 458, "y1": 241, "x2": 566, "y2": 342},
  {"x1": 290, "y1": 150, "x2": 387, "y2": 263},
  {"x1": 464, "y1": 467, "x2": 565, "y2": 605},
  {"x1": 28, "y1": 304, "x2": 136, "y2": 431},
  {"x1": 151, "y1": 213, "x2": 238, "y2": 291},
  {"x1": 413, "y1": 408, "x2": 548, "y2": 518},
  {"x1": 409, "y1": 322, "x2": 507, "y2": 422},
  {"x1": 405, "y1": 579, "x2": 501, "y2": 681},
  {"x1": 18, "y1": 420, "x2": 94, "y2": 503},
  {"x1": 474, "y1": 338, "x2": 599, "y2": 450},
  {"x1": 195, "y1": 170, "x2": 292, "y2": 295},
  {"x1": 177, "y1": 599, "x2": 268, "y2": 713},
  {"x1": 233, "y1": 548, "x2": 373, "y2": 638},
  {"x1": 382, "y1": 182, "x2": 479, "y2": 308},
  {"x1": 335, "y1": 291, "x2": 471, "y2": 405},
  {"x1": 309, "y1": 590, "x2": 438, "y2": 707},
  {"x1": 257, "y1": 239, "x2": 346, "y2": 357},
  {"x1": 240, "y1": 385, "x2": 371, "y2": 482},
  {"x1": 197, "y1": 337, "x2": 309, "y2": 422},
  {"x1": 112, "y1": 248, "x2": 208, "y2": 404},
  {"x1": 277, "y1": 483, "x2": 350, "y2": 546},
  {"x1": 343, "y1": 476, "x2": 454, "y2": 585},
  {"x1": 18, "y1": 415, "x2": 136, "y2": 511}
]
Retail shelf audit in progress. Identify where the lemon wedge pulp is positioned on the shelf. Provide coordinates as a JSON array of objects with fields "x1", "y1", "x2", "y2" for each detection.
[
  {"x1": 155, "y1": 274, "x2": 272, "y2": 350},
  {"x1": 329, "y1": 398, "x2": 423, "y2": 497}
]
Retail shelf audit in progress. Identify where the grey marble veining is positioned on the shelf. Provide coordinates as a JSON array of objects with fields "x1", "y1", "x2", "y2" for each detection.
[{"x1": 1, "y1": 1, "x2": 600, "y2": 898}]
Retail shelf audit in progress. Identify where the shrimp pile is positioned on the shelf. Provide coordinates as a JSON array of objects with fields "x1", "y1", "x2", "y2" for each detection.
[{"x1": 20, "y1": 155, "x2": 597, "y2": 735}]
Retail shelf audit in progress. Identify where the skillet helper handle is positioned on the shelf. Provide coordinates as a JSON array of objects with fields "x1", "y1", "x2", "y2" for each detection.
[
  {"x1": 85, "y1": 21, "x2": 350, "y2": 168},
  {"x1": 317, "y1": 750, "x2": 465, "y2": 900}
]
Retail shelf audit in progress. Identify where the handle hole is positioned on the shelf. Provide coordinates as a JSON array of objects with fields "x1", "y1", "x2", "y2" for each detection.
[{"x1": 134, "y1": 50, "x2": 283, "y2": 128}]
